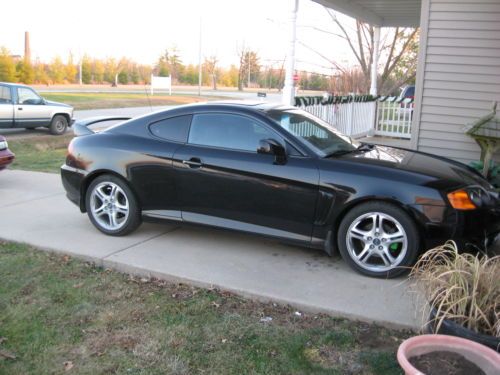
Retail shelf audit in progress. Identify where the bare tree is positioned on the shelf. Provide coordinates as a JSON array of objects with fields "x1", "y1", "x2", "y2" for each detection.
[
  {"x1": 304, "y1": 10, "x2": 419, "y2": 94},
  {"x1": 237, "y1": 44, "x2": 260, "y2": 91},
  {"x1": 237, "y1": 44, "x2": 246, "y2": 91},
  {"x1": 204, "y1": 55, "x2": 218, "y2": 90},
  {"x1": 328, "y1": 10, "x2": 418, "y2": 93}
]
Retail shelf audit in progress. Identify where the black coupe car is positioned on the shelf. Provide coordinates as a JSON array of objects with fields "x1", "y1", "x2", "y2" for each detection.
[{"x1": 61, "y1": 102, "x2": 499, "y2": 278}]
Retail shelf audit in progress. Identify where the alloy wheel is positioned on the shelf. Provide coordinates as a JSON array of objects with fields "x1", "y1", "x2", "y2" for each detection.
[
  {"x1": 90, "y1": 181, "x2": 130, "y2": 231},
  {"x1": 346, "y1": 212, "x2": 408, "y2": 272}
]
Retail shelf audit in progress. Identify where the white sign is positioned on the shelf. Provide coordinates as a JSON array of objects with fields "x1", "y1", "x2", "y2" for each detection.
[{"x1": 150, "y1": 75, "x2": 172, "y2": 95}]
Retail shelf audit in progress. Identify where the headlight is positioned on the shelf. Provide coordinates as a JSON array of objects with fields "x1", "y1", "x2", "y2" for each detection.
[
  {"x1": 0, "y1": 140, "x2": 7, "y2": 150},
  {"x1": 447, "y1": 187, "x2": 489, "y2": 210}
]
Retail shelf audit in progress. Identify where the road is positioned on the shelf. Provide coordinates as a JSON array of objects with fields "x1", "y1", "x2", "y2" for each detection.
[
  {"x1": 37, "y1": 86, "x2": 281, "y2": 103},
  {"x1": 0, "y1": 169, "x2": 421, "y2": 329},
  {"x1": 33, "y1": 85, "x2": 286, "y2": 103}
]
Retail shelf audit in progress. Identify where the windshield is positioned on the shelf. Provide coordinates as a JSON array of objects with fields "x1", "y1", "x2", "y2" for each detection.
[{"x1": 266, "y1": 108, "x2": 359, "y2": 156}]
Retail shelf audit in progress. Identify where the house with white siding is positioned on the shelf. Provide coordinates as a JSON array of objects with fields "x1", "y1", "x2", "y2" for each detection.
[{"x1": 308, "y1": 0, "x2": 500, "y2": 165}]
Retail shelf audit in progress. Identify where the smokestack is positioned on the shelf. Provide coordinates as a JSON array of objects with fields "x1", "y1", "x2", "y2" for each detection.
[{"x1": 24, "y1": 31, "x2": 31, "y2": 63}]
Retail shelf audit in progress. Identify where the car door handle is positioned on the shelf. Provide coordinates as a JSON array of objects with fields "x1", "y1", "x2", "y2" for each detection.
[
  {"x1": 17, "y1": 107, "x2": 23, "y2": 110},
  {"x1": 182, "y1": 158, "x2": 203, "y2": 169}
]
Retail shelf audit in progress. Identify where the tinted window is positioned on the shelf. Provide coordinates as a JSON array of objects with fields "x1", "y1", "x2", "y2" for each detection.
[
  {"x1": 149, "y1": 115, "x2": 192, "y2": 143},
  {"x1": 17, "y1": 87, "x2": 42, "y2": 104},
  {"x1": 189, "y1": 113, "x2": 279, "y2": 152},
  {"x1": 0, "y1": 86, "x2": 11, "y2": 103}
]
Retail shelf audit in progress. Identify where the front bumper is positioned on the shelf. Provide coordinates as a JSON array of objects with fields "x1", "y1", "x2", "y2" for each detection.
[
  {"x1": 456, "y1": 207, "x2": 500, "y2": 251},
  {"x1": 411, "y1": 202, "x2": 500, "y2": 252},
  {"x1": 0, "y1": 148, "x2": 15, "y2": 170}
]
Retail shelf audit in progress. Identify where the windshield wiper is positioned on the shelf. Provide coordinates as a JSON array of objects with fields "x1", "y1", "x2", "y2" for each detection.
[{"x1": 324, "y1": 143, "x2": 375, "y2": 158}]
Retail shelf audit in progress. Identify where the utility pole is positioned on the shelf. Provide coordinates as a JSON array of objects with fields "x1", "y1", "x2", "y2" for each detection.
[
  {"x1": 282, "y1": 0, "x2": 299, "y2": 105},
  {"x1": 198, "y1": 17, "x2": 202, "y2": 96}
]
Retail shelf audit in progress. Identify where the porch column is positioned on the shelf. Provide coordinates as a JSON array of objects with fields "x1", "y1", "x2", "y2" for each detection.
[
  {"x1": 370, "y1": 26, "x2": 381, "y2": 96},
  {"x1": 282, "y1": 0, "x2": 299, "y2": 105}
]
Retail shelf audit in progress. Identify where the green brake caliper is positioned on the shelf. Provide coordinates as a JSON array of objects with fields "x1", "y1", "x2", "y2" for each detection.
[{"x1": 389, "y1": 242, "x2": 399, "y2": 255}]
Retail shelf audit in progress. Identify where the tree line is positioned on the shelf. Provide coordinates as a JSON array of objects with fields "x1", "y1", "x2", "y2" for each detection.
[{"x1": 0, "y1": 46, "x2": 331, "y2": 91}]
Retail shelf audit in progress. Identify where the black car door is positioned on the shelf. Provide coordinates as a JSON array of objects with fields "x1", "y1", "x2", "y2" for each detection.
[{"x1": 173, "y1": 112, "x2": 319, "y2": 242}]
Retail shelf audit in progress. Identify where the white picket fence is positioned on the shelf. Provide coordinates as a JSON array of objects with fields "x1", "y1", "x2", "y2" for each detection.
[
  {"x1": 297, "y1": 100, "x2": 376, "y2": 138},
  {"x1": 297, "y1": 95, "x2": 413, "y2": 139},
  {"x1": 375, "y1": 97, "x2": 413, "y2": 139}
]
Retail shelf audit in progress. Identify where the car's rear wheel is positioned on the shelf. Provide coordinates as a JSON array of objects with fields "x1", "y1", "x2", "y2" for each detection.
[
  {"x1": 49, "y1": 115, "x2": 68, "y2": 135},
  {"x1": 85, "y1": 174, "x2": 141, "y2": 236},
  {"x1": 337, "y1": 202, "x2": 420, "y2": 278}
]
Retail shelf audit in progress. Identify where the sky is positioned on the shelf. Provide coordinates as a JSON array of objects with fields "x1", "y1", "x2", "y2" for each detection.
[{"x1": 0, "y1": 0, "x2": 358, "y2": 74}]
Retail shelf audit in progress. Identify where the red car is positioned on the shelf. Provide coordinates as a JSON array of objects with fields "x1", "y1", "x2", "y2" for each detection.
[{"x1": 0, "y1": 135, "x2": 15, "y2": 170}]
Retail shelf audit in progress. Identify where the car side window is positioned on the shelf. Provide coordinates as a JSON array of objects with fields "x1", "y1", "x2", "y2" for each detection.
[
  {"x1": 17, "y1": 87, "x2": 42, "y2": 105},
  {"x1": 149, "y1": 115, "x2": 192, "y2": 143},
  {"x1": 188, "y1": 113, "x2": 280, "y2": 152},
  {"x1": 0, "y1": 86, "x2": 11, "y2": 104}
]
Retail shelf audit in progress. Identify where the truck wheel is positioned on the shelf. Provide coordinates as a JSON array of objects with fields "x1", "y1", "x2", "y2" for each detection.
[{"x1": 49, "y1": 115, "x2": 68, "y2": 135}]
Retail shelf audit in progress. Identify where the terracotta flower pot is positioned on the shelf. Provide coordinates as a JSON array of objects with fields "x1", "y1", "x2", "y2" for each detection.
[{"x1": 397, "y1": 334, "x2": 500, "y2": 375}]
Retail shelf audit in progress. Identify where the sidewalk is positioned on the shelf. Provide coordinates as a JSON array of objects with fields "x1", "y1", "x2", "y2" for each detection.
[{"x1": 0, "y1": 169, "x2": 421, "y2": 329}]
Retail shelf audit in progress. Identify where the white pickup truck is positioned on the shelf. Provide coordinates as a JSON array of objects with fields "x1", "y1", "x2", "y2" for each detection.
[{"x1": 0, "y1": 82, "x2": 74, "y2": 135}]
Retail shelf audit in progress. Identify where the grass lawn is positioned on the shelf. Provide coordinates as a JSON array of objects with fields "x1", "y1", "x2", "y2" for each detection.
[
  {"x1": 0, "y1": 242, "x2": 411, "y2": 374},
  {"x1": 8, "y1": 134, "x2": 73, "y2": 173},
  {"x1": 41, "y1": 92, "x2": 226, "y2": 110}
]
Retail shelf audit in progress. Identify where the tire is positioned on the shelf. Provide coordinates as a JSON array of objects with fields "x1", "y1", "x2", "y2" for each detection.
[
  {"x1": 49, "y1": 115, "x2": 68, "y2": 135},
  {"x1": 85, "y1": 174, "x2": 141, "y2": 236},
  {"x1": 337, "y1": 201, "x2": 420, "y2": 278}
]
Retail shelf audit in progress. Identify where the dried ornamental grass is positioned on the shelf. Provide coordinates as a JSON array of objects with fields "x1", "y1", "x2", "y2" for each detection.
[{"x1": 410, "y1": 241, "x2": 499, "y2": 337}]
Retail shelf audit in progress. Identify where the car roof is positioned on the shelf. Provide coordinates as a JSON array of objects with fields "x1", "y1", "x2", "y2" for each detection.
[
  {"x1": 0, "y1": 82, "x2": 28, "y2": 88},
  {"x1": 170, "y1": 100, "x2": 295, "y2": 113}
]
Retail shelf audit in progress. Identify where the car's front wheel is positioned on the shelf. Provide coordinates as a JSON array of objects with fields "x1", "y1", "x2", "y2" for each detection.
[
  {"x1": 49, "y1": 115, "x2": 68, "y2": 135},
  {"x1": 337, "y1": 202, "x2": 420, "y2": 278},
  {"x1": 85, "y1": 174, "x2": 141, "y2": 236}
]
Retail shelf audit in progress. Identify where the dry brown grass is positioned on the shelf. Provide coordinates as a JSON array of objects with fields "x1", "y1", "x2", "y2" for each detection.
[{"x1": 410, "y1": 241, "x2": 500, "y2": 337}]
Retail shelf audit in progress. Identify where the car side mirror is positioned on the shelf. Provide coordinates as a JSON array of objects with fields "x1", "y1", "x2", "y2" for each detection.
[{"x1": 257, "y1": 139, "x2": 287, "y2": 165}]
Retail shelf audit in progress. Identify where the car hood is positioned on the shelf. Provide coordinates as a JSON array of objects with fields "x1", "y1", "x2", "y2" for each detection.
[
  {"x1": 45, "y1": 100, "x2": 72, "y2": 108},
  {"x1": 335, "y1": 145, "x2": 491, "y2": 190}
]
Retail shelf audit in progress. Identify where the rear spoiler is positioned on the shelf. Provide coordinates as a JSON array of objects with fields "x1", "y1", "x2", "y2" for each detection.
[{"x1": 73, "y1": 116, "x2": 132, "y2": 136}]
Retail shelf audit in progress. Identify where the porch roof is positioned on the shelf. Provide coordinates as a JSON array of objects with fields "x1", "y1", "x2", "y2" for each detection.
[{"x1": 312, "y1": 0, "x2": 421, "y2": 27}]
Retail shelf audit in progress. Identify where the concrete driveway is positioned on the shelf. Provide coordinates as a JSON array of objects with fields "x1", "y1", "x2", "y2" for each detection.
[{"x1": 0, "y1": 169, "x2": 421, "y2": 329}]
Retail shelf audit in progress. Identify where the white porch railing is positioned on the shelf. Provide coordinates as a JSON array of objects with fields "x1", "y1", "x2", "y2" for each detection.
[
  {"x1": 296, "y1": 96, "x2": 376, "y2": 138},
  {"x1": 295, "y1": 95, "x2": 413, "y2": 139},
  {"x1": 375, "y1": 97, "x2": 413, "y2": 139}
]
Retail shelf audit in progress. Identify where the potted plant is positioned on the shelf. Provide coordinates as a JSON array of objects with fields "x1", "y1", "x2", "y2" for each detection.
[
  {"x1": 409, "y1": 241, "x2": 499, "y2": 351},
  {"x1": 396, "y1": 242, "x2": 500, "y2": 374},
  {"x1": 397, "y1": 334, "x2": 500, "y2": 375}
]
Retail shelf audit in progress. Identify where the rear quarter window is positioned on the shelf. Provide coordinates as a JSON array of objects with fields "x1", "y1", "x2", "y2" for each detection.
[{"x1": 149, "y1": 115, "x2": 192, "y2": 143}]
